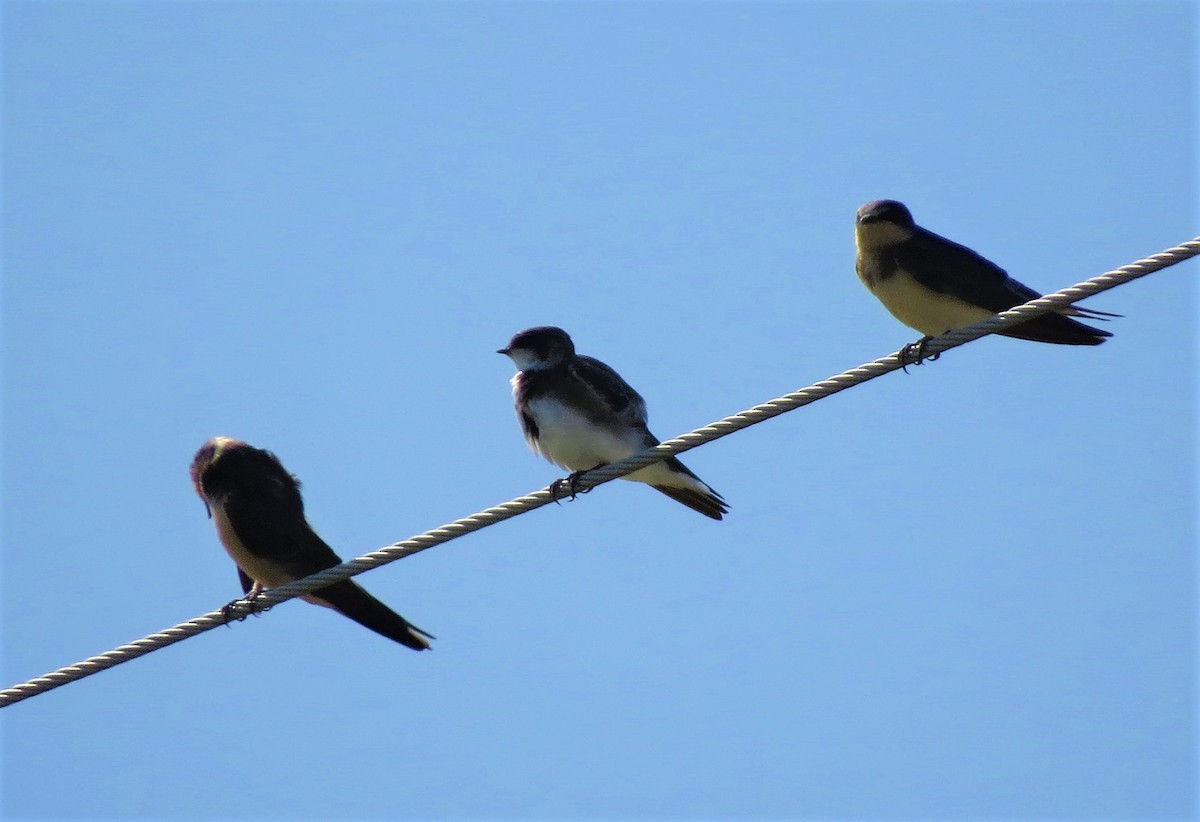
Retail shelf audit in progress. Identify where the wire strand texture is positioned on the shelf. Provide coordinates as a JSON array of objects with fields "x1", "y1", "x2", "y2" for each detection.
[{"x1": 3, "y1": 236, "x2": 1197, "y2": 708}]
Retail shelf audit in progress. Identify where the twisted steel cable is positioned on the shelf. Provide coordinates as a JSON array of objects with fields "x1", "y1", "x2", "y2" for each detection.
[{"x1": 3, "y1": 237, "x2": 1196, "y2": 708}]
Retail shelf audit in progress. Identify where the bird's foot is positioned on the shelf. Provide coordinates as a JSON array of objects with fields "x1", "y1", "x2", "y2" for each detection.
[
  {"x1": 220, "y1": 599, "x2": 248, "y2": 625},
  {"x1": 221, "y1": 588, "x2": 266, "y2": 624},
  {"x1": 244, "y1": 586, "x2": 266, "y2": 617},
  {"x1": 549, "y1": 465, "x2": 604, "y2": 502},
  {"x1": 898, "y1": 336, "x2": 940, "y2": 373}
]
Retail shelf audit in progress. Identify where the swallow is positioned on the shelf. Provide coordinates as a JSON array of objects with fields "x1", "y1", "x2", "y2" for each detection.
[
  {"x1": 498, "y1": 326, "x2": 728, "y2": 520},
  {"x1": 190, "y1": 436, "x2": 433, "y2": 650},
  {"x1": 855, "y1": 199, "x2": 1118, "y2": 362}
]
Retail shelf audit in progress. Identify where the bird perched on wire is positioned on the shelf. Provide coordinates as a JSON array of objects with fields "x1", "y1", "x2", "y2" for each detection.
[
  {"x1": 190, "y1": 436, "x2": 433, "y2": 651},
  {"x1": 499, "y1": 326, "x2": 728, "y2": 520},
  {"x1": 855, "y1": 199, "x2": 1118, "y2": 363}
]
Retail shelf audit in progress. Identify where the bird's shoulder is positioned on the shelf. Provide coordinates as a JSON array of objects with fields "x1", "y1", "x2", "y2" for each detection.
[
  {"x1": 515, "y1": 353, "x2": 649, "y2": 428},
  {"x1": 898, "y1": 227, "x2": 1037, "y2": 310},
  {"x1": 208, "y1": 447, "x2": 305, "y2": 517},
  {"x1": 214, "y1": 452, "x2": 339, "y2": 571},
  {"x1": 569, "y1": 354, "x2": 649, "y2": 425}
]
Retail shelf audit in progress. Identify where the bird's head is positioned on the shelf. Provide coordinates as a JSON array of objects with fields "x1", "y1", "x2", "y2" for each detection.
[
  {"x1": 855, "y1": 199, "x2": 917, "y2": 249},
  {"x1": 190, "y1": 436, "x2": 245, "y2": 516},
  {"x1": 497, "y1": 326, "x2": 576, "y2": 371}
]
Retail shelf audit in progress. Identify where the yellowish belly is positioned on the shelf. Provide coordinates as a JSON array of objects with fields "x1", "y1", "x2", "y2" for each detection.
[{"x1": 871, "y1": 270, "x2": 993, "y2": 337}]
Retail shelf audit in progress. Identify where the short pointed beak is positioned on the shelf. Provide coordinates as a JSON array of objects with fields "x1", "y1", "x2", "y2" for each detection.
[{"x1": 496, "y1": 348, "x2": 509, "y2": 355}]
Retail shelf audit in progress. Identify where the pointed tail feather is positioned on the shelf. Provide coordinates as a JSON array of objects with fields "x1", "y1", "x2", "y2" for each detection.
[
  {"x1": 644, "y1": 455, "x2": 728, "y2": 520},
  {"x1": 313, "y1": 580, "x2": 434, "y2": 651},
  {"x1": 652, "y1": 484, "x2": 728, "y2": 520},
  {"x1": 999, "y1": 313, "x2": 1113, "y2": 346},
  {"x1": 1065, "y1": 305, "x2": 1122, "y2": 320}
]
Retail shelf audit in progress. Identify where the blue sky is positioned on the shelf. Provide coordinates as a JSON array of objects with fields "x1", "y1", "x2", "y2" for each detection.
[{"x1": 3, "y1": 1, "x2": 1195, "y2": 818}]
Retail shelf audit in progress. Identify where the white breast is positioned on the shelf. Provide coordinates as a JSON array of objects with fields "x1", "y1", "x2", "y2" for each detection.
[{"x1": 525, "y1": 396, "x2": 642, "y2": 473}]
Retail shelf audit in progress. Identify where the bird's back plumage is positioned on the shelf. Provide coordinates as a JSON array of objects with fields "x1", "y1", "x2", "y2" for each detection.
[
  {"x1": 855, "y1": 200, "x2": 1115, "y2": 347},
  {"x1": 504, "y1": 329, "x2": 728, "y2": 520},
  {"x1": 513, "y1": 355, "x2": 649, "y2": 457},
  {"x1": 897, "y1": 228, "x2": 1112, "y2": 345},
  {"x1": 193, "y1": 439, "x2": 433, "y2": 651}
]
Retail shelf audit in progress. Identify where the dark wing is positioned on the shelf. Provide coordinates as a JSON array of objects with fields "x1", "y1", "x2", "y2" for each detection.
[
  {"x1": 237, "y1": 567, "x2": 255, "y2": 595},
  {"x1": 217, "y1": 452, "x2": 346, "y2": 579},
  {"x1": 897, "y1": 227, "x2": 1039, "y2": 312},
  {"x1": 899, "y1": 227, "x2": 1115, "y2": 345},
  {"x1": 306, "y1": 579, "x2": 435, "y2": 651},
  {"x1": 219, "y1": 454, "x2": 432, "y2": 650},
  {"x1": 571, "y1": 355, "x2": 649, "y2": 428},
  {"x1": 199, "y1": 445, "x2": 327, "y2": 590}
]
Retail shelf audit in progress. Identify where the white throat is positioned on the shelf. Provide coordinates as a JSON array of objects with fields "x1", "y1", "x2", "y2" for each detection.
[{"x1": 506, "y1": 350, "x2": 555, "y2": 372}]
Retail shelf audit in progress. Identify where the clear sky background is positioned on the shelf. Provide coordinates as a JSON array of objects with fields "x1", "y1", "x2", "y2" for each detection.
[{"x1": 3, "y1": 2, "x2": 1195, "y2": 819}]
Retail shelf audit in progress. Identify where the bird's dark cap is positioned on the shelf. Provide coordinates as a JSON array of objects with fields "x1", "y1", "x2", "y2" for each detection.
[
  {"x1": 499, "y1": 326, "x2": 575, "y2": 358},
  {"x1": 857, "y1": 199, "x2": 914, "y2": 227},
  {"x1": 190, "y1": 436, "x2": 246, "y2": 511}
]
